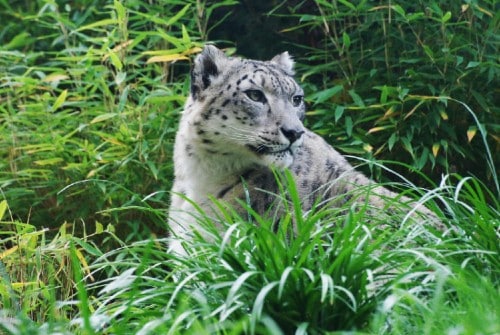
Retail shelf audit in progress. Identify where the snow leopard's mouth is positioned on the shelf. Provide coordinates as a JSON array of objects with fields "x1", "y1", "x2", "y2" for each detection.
[{"x1": 247, "y1": 144, "x2": 292, "y2": 156}]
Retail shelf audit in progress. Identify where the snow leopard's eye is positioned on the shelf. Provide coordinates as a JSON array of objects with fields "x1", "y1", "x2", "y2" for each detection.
[
  {"x1": 292, "y1": 95, "x2": 303, "y2": 107},
  {"x1": 245, "y1": 90, "x2": 267, "y2": 103}
]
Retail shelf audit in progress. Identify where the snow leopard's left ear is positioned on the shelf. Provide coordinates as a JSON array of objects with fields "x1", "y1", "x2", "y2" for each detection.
[
  {"x1": 270, "y1": 51, "x2": 295, "y2": 76},
  {"x1": 190, "y1": 45, "x2": 229, "y2": 99}
]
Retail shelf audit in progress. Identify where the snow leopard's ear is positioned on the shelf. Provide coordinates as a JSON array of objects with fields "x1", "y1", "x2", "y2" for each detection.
[
  {"x1": 190, "y1": 45, "x2": 229, "y2": 99},
  {"x1": 270, "y1": 51, "x2": 294, "y2": 76}
]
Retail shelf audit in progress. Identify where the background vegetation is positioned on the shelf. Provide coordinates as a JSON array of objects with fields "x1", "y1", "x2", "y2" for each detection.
[{"x1": 0, "y1": 0, "x2": 498, "y2": 334}]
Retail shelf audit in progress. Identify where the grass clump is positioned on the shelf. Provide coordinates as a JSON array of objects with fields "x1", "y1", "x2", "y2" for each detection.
[
  {"x1": 0, "y1": 199, "x2": 109, "y2": 333},
  {"x1": 64, "y1": 172, "x2": 497, "y2": 334}
]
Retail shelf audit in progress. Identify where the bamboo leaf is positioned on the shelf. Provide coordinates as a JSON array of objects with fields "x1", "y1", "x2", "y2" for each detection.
[
  {"x1": 75, "y1": 18, "x2": 118, "y2": 32},
  {"x1": 108, "y1": 50, "x2": 123, "y2": 70},
  {"x1": 368, "y1": 125, "x2": 392, "y2": 134},
  {"x1": 348, "y1": 89, "x2": 365, "y2": 107},
  {"x1": 380, "y1": 85, "x2": 388, "y2": 104},
  {"x1": 467, "y1": 126, "x2": 477, "y2": 142},
  {"x1": 442, "y1": 11, "x2": 452, "y2": 23},
  {"x1": 401, "y1": 137, "x2": 414, "y2": 157},
  {"x1": 181, "y1": 24, "x2": 191, "y2": 44},
  {"x1": 34, "y1": 158, "x2": 64, "y2": 166},
  {"x1": 166, "y1": 4, "x2": 191, "y2": 26},
  {"x1": 95, "y1": 221, "x2": 104, "y2": 234},
  {"x1": 342, "y1": 31, "x2": 351, "y2": 49},
  {"x1": 114, "y1": 0, "x2": 126, "y2": 22},
  {"x1": 345, "y1": 116, "x2": 353, "y2": 137},
  {"x1": 309, "y1": 85, "x2": 343, "y2": 104},
  {"x1": 90, "y1": 113, "x2": 118, "y2": 124},
  {"x1": 334, "y1": 105, "x2": 345, "y2": 122},
  {"x1": 2, "y1": 32, "x2": 32, "y2": 50},
  {"x1": 43, "y1": 73, "x2": 69, "y2": 82},
  {"x1": 392, "y1": 5, "x2": 406, "y2": 18},
  {"x1": 75, "y1": 248, "x2": 92, "y2": 277},
  {"x1": 432, "y1": 143, "x2": 440, "y2": 157},
  {"x1": 466, "y1": 61, "x2": 480, "y2": 69},
  {"x1": 146, "y1": 54, "x2": 189, "y2": 64},
  {"x1": 52, "y1": 89, "x2": 68, "y2": 111},
  {"x1": 388, "y1": 133, "x2": 398, "y2": 150},
  {"x1": 337, "y1": 0, "x2": 356, "y2": 10},
  {"x1": 0, "y1": 200, "x2": 7, "y2": 220},
  {"x1": 0, "y1": 246, "x2": 18, "y2": 260},
  {"x1": 439, "y1": 108, "x2": 449, "y2": 120}
]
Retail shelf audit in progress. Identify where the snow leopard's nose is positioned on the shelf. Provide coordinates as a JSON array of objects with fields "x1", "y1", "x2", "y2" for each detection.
[{"x1": 280, "y1": 126, "x2": 305, "y2": 144}]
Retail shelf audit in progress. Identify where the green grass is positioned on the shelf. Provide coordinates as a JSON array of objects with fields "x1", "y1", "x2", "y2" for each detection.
[
  {"x1": 104, "y1": 173, "x2": 499, "y2": 334},
  {"x1": 3, "y1": 172, "x2": 498, "y2": 334},
  {"x1": 0, "y1": 1, "x2": 498, "y2": 334}
]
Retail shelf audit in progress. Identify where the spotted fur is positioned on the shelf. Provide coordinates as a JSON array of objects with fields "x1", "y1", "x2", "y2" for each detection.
[{"x1": 168, "y1": 46, "x2": 438, "y2": 255}]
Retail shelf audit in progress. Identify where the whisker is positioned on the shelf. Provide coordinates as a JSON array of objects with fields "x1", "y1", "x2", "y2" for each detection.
[{"x1": 198, "y1": 123, "x2": 283, "y2": 151}]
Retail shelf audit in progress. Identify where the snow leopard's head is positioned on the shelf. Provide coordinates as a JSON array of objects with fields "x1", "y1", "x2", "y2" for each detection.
[{"x1": 184, "y1": 45, "x2": 306, "y2": 169}]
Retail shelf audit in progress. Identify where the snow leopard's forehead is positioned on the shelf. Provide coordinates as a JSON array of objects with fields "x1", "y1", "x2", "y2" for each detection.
[{"x1": 221, "y1": 59, "x2": 303, "y2": 96}]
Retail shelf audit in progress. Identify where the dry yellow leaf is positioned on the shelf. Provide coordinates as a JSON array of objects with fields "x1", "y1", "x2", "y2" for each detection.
[
  {"x1": 432, "y1": 143, "x2": 440, "y2": 157},
  {"x1": 75, "y1": 248, "x2": 94, "y2": 281},
  {"x1": 439, "y1": 109, "x2": 449, "y2": 120},
  {"x1": 467, "y1": 127, "x2": 477, "y2": 142},
  {"x1": 0, "y1": 245, "x2": 18, "y2": 260},
  {"x1": 367, "y1": 126, "x2": 386, "y2": 134},
  {"x1": 147, "y1": 54, "x2": 189, "y2": 64},
  {"x1": 43, "y1": 73, "x2": 69, "y2": 82}
]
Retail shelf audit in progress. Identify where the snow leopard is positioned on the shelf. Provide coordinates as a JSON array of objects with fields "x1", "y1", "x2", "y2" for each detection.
[{"x1": 167, "y1": 45, "x2": 439, "y2": 255}]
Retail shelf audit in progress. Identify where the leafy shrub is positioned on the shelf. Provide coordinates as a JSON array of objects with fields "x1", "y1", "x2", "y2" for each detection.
[
  {"x1": 270, "y1": 0, "x2": 499, "y2": 191},
  {"x1": 0, "y1": 0, "x2": 237, "y2": 237}
]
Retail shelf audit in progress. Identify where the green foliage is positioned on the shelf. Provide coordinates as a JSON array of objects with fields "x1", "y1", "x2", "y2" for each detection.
[
  {"x1": 0, "y1": 0, "x2": 208, "y2": 236},
  {"x1": 5, "y1": 173, "x2": 495, "y2": 334},
  {"x1": 0, "y1": 0, "x2": 498, "y2": 334},
  {"x1": 274, "y1": 0, "x2": 499, "y2": 189},
  {"x1": 0, "y1": 199, "x2": 109, "y2": 331}
]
